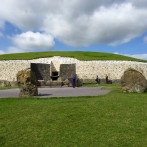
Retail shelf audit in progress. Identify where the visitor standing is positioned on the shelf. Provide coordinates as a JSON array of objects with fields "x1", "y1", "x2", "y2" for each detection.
[
  {"x1": 95, "y1": 75, "x2": 99, "y2": 86},
  {"x1": 106, "y1": 75, "x2": 108, "y2": 84},
  {"x1": 72, "y1": 76, "x2": 76, "y2": 88}
]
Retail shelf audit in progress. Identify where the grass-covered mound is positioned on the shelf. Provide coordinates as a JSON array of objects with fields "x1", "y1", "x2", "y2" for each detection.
[
  {"x1": 0, "y1": 84, "x2": 147, "y2": 146},
  {"x1": 0, "y1": 51, "x2": 145, "y2": 62}
]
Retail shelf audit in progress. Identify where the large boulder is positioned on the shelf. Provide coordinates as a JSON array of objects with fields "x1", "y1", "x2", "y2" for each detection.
[
  {"x1": 121, "y1": 68, "x2": 147, "y2": 93},
  {"x1": 17, "y1": 68, "x2": 38, "y2": 97}
]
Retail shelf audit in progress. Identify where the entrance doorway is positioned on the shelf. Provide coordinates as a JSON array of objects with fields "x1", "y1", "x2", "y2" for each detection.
[{"x1": 51, "y1": 71, "x2": 59, "y2": 81}]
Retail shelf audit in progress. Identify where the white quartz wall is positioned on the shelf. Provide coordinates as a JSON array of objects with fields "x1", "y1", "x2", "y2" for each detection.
[
  {"x1": 76, "y1": 61, "x2": 147, "y2": 80},
  {"x1": 0, "y1": 57, "x2": 147, "y2": 81},
  {"x1": 51, "y1": 61, "x2": 60, "y2": 72},
  {"x1": 0, "y1": 61, "x2": 30, "y2": 81}
]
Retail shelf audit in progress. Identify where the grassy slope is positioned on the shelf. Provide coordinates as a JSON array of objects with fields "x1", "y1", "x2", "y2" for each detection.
[
  {"x1": 0, "y1": 85, "x2": 147, "y2": 147},
  {"x1": 0, "y1": 51, "x2": 145, "y2": 62}
]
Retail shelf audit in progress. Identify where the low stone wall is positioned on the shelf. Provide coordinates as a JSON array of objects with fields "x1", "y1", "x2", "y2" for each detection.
[
  {"x1": 81, "y1": 78, "x2": 113, "y2": 84},
  {"x1": 0, "y1": 57, "x2": 147, "y2": 85}
]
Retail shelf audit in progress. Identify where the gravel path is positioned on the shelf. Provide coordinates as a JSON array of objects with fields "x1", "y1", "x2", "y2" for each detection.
[{"x1": 0, "y1": 87, "x2": 110, "y2": 98}]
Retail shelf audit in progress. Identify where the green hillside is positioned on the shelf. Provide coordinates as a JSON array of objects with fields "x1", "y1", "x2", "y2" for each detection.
[{"x1": 0, "y1": 51, "x2": 145, "y2": 62}]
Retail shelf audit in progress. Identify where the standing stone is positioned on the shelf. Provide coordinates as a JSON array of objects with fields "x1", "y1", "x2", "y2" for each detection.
[
  {"x1": 121, "y1": 68, "x2": 147, "y2": 93},
  {"x1": 17, "y1": 68, "x2": 38, "y2": 97}
]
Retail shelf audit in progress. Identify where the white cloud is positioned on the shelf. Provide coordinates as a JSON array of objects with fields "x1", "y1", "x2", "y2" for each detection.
[
  {"x1": 0, "y1": 50, "x2": 5, "y2": 54},
  {"x1": 130, "y1": 0, "x2": 147, "y2": 7},
  {"x1": 114, "y1": 52, "x2": 119, "y2": 55},
  {"x1": 113, "y1": 52, "x2": 147, "y2": 60},
  {"x1": 127, "y1": 54, "x2": 147, "y2": 60},
  {"x1": 11, "y1": 31, "x2": 54, "y2": 52},
  {"x1": 1, "y1": 0, "x2": 147, "y2": 47},
  {"x1": 43, "y1": 2, "x2": 147, "y2": 46},
  {"x1": 5, "y1": 47, "x2": 26, "y2": 54}
]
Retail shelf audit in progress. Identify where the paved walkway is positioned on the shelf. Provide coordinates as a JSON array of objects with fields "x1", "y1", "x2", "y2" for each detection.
[{"x1": 0, "y1": 87, "x2": 110, "y2": 98}]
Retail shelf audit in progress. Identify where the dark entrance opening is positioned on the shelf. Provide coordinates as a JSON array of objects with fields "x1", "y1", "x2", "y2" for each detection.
[{"x1": 51, "y1": 72, "x2": 59, "y2": 81}]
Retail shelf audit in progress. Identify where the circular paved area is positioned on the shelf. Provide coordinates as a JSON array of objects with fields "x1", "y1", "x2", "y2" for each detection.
[{"x1": 0, "y1": 87, "x2": 110, "y2": 98}]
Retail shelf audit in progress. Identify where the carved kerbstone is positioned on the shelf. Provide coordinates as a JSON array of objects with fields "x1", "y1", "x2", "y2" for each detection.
[{"x1": 121, "y1": 68, "x2": 147, "y2": 93}]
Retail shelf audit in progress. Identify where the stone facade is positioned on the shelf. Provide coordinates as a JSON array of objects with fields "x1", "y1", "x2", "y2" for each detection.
[
  {"x1": 60, "y1": 64, "x2": 76, "y2": 80},
  {"x1": 0, "y1": 56, "x2": 147, "y2": 84},
  {"x1": 31, "y1": 63, "x2": 50, "y2": 81}
]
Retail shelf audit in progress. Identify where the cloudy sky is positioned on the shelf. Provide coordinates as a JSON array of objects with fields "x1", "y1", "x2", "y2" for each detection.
[{"x1": 0, "y1": 0, "x2": 147, "y2": 59}]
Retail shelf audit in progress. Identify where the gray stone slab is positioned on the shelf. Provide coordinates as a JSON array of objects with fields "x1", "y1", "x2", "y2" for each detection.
[{"x1": 0, "y1": 87, "x2": 110, "y2": 98}]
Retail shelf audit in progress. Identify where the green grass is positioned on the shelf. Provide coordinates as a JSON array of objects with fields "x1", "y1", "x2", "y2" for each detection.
[
  {"x1": 0, "y1": 85, "x2": 147, "y2": 147},
  {"x1": 0, "y1": 51, "x2": 145, "y2": 62}
]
